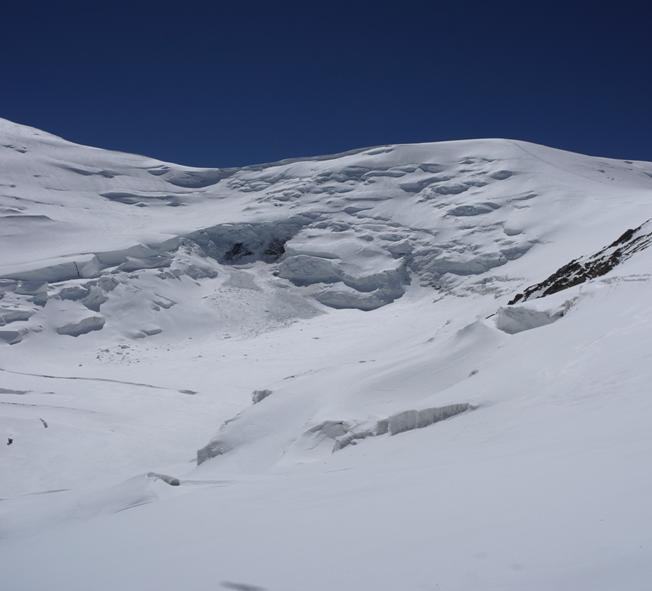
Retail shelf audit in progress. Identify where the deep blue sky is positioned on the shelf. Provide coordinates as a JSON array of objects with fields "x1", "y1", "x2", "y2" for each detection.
[{"x1": 3, "y1": 1, "x2": 651, "y2": 167}]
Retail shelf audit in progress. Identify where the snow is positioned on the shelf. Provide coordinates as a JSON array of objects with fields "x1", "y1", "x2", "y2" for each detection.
[{"x1": 1, "y1": 116, "x2": 652, "y2": 589}]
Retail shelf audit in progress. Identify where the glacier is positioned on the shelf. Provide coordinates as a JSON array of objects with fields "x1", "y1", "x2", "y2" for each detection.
[{"x1": 1, "y1": 117, "x2": 652, "y2": 590}]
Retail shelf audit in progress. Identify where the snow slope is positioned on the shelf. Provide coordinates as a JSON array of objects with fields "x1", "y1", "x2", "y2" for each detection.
[{"x1": 1, "y1": 117, "x2": 652, "y2": 590}]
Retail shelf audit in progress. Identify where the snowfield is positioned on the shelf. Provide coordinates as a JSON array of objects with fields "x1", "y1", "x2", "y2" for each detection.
[{"x1": 1, "y1": 117, "x2": 652, "y2": 590}]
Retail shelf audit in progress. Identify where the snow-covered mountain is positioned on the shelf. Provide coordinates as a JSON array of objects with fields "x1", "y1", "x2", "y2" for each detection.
[{"x1": 2, "y1": 117, "x2": 652, "y2": 590}]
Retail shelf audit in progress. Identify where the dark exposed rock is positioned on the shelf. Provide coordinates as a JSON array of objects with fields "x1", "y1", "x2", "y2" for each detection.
[
  {"x1": 251, "y1": 389, "x2": 273, "y2": 404},
  {"x1": 509, "y1": 220, "x2": 652, "y2": 304}
]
